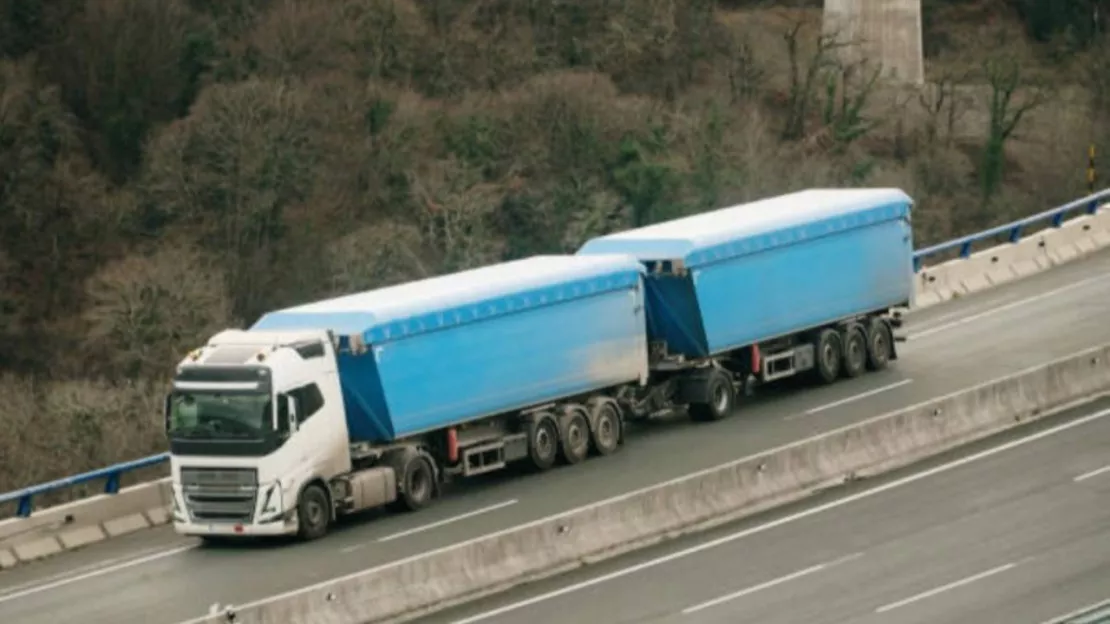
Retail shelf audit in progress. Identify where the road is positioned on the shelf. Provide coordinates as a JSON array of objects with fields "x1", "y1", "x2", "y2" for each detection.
[
  {"x1": 427, "y1": 397, "x2": 1110, "y2": 624},
  {"x1": 1, "y1": 248, "x2": 1109, "y2": 624}
]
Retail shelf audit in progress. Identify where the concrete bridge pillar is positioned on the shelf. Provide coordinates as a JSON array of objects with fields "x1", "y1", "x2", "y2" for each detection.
[{"x1": 823, "y1": 0, "x2": 924, "y2": 85}]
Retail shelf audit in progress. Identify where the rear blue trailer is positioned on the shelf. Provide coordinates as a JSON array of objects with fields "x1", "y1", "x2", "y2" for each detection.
[
  {"x1": 576, "y1": 188, "x2": 914, "y2": 358},
  {"x1": 252, "y1": 254, "x2": 649, "y2": 443},
  {"x1": 577, "y1": 188, "x2": 913, "y2": 422}
]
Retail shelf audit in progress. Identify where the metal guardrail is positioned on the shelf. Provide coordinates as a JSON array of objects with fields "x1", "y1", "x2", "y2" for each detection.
[
  {"x1": 0, "y1": 453, "x2": 169, "y2": 518},
  {"x1": 911, "y1": 188, "x2": 1110, "y2": 272},
  {"x1": 2, "y1": 188, "x2": 1108, "y2": 519}
]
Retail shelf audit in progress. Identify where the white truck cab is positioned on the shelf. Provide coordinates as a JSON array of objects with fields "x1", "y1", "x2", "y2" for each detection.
[{"x1": 164, "y1": 329, "x2": 352, "y2": 539}]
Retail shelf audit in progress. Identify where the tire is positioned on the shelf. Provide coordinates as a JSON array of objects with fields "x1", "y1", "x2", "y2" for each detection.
[
  {"x1": 296, "y1": 483, "x2": 331, "y2": 541},
  {"x1": 587, "y1": 397, "x2": 622, "y2": 456},
  {"x1": 689, "y1": 368, "x2": 735, "y2": 422},
  {"x1": 814, "y1": 328, "x2": 842, "y2": 384},
  {"x1": 866, "y1": 317, "x2": 893, "y2": 371},
  {"x1": 526, "y1": 414, "x2": 559, "y2": 471},
  {"x1": 558, "y1": 405, "x2": 591, "y2": 465},
  {"x1": 841, "y1": 325, "x2": 867, "y2": 379},
  {"x1": 390, "y1": 450, "x2": 436, "y2": 512}
]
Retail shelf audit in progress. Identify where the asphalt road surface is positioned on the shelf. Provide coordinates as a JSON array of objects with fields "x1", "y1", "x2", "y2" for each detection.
[
  {"x1": 427, "y1": 397, "x2": 1110, "y2": 624},
  {"x1": 1, "y1": 248, "x2": 1110, "y2": 624}
]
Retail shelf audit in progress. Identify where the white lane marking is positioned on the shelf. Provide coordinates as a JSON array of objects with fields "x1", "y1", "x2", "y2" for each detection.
[
  {"x1": 792, "y1": 379, "x2": 913, "y2": 418},
  {"x1": 681, "y1": 552, "x2": 863, "y2": 615},
  {"x1": 340, "y1": 499, "x2": 519, "y2": 553},
  {"x1": 445, "y1": 406, "x2": 1110, "y2": 624},
  {"x1": 874, "y1": 560, "x2": 1026, "y2": 613},
  {"x1": 1073, "y1": 464, "x2": 1110, "y2": 482},
  {"x1": 0, "y1": 543, "x2": 179, "y2": 597},
  {"x1": 908, "y1": 274, "x2": 1107, "y2": 341},
  {"x1": 0, "y1": 544, "x2": 193, "y2": 605}
]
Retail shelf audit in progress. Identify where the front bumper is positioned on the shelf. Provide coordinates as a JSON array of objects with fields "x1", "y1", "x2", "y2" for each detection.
[
  {"x1": 173, "y1": 515, "x2": 298, "y2": 537},
  {"x1": 170, "y1": 474, "x2": 298, "y2": 537}
]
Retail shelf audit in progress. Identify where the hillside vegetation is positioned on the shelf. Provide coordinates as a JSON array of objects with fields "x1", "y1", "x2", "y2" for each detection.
[{"x1": 1, "y1": 0, "x2": 1107, "y2": 504}]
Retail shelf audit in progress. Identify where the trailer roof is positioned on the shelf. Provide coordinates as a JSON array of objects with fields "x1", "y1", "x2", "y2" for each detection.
[
  {"x1": 576, "y1": 188, "x2": 912, "y2": 268},
  {"x1": 251, "y1": 254, "x2": 645, "y2": 342}
]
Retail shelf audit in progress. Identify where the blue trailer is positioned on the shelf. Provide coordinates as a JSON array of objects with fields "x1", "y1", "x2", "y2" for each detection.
[
  {"x1": 577, "y1": 187, "x2": 914, "y2": 421},
  {"x1": 164, "y1": 187, "x2": 915, "y2": 542},
  {"x1": 251, "y1": 254, "x2": 649, "y2": 445}
]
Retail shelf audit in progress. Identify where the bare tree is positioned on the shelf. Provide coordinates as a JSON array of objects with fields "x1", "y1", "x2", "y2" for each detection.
[
  {"x1": 781, "y1": 20, "x2": 846, "y2": 141},
  {"x1": 917, "y1": 70, "x2": 971, "y2": 149},
  {"x1": 779, "y1": 17, "x2": 880, "y2": 149},
  {"x1": 979, "y1": 56, "x2": 1049, "y2": 200}
]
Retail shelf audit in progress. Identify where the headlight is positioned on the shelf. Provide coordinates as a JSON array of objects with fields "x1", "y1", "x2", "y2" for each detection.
[
  {"x1": 259, "y1": 483, "x2": 282, "y2": 520},
  {"x1": 171, "y1": 489, "x2": 186, "y2": 522}
]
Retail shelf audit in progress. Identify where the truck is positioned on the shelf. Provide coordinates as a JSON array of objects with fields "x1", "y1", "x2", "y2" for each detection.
[{"x1": 164, "y1": 187, "x2": 914, "y2": 542}]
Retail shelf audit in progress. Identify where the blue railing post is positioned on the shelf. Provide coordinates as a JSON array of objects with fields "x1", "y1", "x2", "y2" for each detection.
[
  {"x1": 105, "y1": 472, "x2": 120, "y2": 495},
  {"x1": 17, "y1": 495, "x2": 32, "y2": 518}
]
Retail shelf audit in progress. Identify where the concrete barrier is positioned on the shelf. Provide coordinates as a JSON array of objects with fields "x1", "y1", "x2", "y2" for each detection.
[
  {"x1": 0, "y1": 477, "x2": 171, "y2": 568},
  {"x1": 183, "y1": 341, "x2": 1110, "y2": 624},
  {"x1": 913, "y1": 206, "x2": 1110, "y2": 308}
]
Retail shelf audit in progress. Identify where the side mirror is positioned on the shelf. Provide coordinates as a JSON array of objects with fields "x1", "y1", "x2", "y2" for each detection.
[
  {"x1": 285, "y1": 395, "x2": 299, "y2": 433},
  {"x1": 163, "y1": 394, "x2": 173, "y2": 434}
]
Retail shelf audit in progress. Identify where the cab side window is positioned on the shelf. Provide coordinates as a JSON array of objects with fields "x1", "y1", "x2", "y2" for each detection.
[{"x1": 289, "y1": 383, "x2": 325, "y2": 424}]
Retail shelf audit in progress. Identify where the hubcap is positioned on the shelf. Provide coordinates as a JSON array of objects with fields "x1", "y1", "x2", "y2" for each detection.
[
  {"x1": 536, "y1": 426, "x2": 553, "y2": 457},
  {"x1": 410, "y1": 465, "x2": 428, "y2": 499},
  {"x1": 598, "y1": 414, "x2": 615, "y2": 446},
  {"x1": 714, "y1": 385, "x2": 729, "y2": 412},
  {"x1": 306, "y1": 499, "x2": 324, "y2": 526},
  {"x1": 569, "y1": 421, "x2": 585, "y2": 447}
]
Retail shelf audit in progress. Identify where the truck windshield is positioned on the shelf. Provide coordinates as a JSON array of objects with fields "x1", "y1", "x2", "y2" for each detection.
[{"x1": 168, "y1": 391, "x2": 272, "y2": 440}]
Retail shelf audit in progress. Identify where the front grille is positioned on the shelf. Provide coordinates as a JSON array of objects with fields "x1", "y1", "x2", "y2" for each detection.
[{"x1": 180, "y1": 467, "x2": 258, "y2": 523}]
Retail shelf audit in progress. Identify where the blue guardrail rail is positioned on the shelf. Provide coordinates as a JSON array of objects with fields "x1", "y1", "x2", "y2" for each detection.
[{"x1": 1, "y1": 188, "x2": 1107, "y2": 519}]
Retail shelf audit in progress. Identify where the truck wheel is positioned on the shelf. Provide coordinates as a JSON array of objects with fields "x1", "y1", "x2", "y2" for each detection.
[
  {"x1": 587, "y1": 397, "x2": 622, "y2": 456},
  {"x1": 841, "y1": 325, "x2": 867, "y2": 378},
  {"x1": 865, "y1": 317, "x2": 892, "y2": 371},
  {"x1": 296, "y1": 483, "x2": 331, "y2": 541},
  {"x1": 558, "y1": 405, "x2": 590, "y2": 465},
  {"x1": 689, "y1": 369, "x2": 734, "y2": 422},
  {"x1": 389, "y1": 449, "x2": 436, "y2": 512},
  {"x1": 814, "y1": 328, "x2": 842, "y2": 384},
  {"x1": 526, "y1": 414, "x2": 559, "y2": 471}
]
